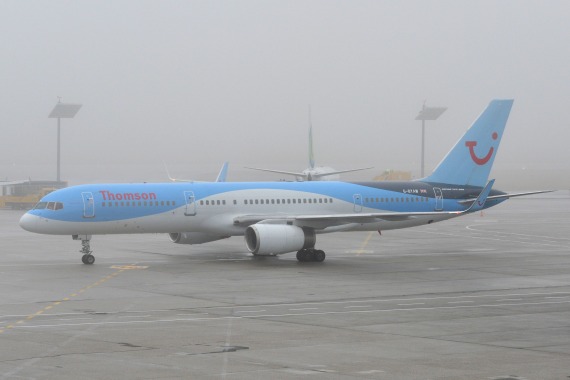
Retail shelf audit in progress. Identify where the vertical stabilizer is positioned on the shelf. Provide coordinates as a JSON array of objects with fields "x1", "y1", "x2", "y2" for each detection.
[{"x1": 421, "y1": 99, "x2": 513, "y2": 187}]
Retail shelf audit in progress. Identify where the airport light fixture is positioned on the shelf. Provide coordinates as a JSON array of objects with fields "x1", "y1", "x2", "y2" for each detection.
[
  {"x1": 415, "y1": 102, "x2": 447, "y2": 178},
  {"x1": 49, "y1": 100, "x2": 82, "y2": 182}
]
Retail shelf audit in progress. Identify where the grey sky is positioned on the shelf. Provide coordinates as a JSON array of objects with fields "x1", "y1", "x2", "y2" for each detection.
[{"x1": 1, "y1": 1, "x2": 569, "y2": 188}]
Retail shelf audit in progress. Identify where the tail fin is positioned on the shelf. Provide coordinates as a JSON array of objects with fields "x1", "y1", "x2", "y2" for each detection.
[{"x1": 421, "y1": 99, "x2": 514, "y2": 187}]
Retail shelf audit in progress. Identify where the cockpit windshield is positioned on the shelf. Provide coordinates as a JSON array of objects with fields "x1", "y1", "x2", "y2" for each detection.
[
  {"x1": 33, "y1": 201, "x2": 63, "y2": 210},
  {"x1": 33, "y1": 202, "x2": 47, "y2": 209}
]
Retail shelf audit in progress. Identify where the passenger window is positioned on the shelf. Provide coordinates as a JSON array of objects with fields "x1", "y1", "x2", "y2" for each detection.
[
  {"x1": 161, "y1": 201, "x2": 165, "y2": 206},
  {"x1": 102, "y1": 202, "x2": 106, "y2": 207}
]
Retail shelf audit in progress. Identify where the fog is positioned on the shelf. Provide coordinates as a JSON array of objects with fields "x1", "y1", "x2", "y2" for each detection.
[{"x1": 2, "y1": 0, "x2": 569, "y2": 190}]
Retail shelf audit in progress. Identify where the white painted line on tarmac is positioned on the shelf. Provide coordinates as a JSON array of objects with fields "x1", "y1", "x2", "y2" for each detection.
[{"x1": 12, "y1": 299, "x2": 570, "y2": 330}]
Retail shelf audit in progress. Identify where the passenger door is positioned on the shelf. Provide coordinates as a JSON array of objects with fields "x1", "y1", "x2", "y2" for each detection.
[
  {"x1": 184, "y1": 191, "x2": 197, "y2": 216},
  {"x1": 433, "y1": 187, "x2": 443, "y2": 211},
  {"x1": 81, "y1": 192, "x2": 95, "y2": 218},
  {"x1": 353, "y1": 194, "x2": 363, "y2": 212}
]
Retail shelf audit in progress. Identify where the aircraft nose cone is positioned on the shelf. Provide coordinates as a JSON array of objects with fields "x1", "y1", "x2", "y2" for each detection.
[{"x1": 19, "y1": 213, "x2": 39, "y2": 232}]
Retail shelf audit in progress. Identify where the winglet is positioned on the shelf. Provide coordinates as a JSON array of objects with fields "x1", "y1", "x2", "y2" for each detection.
[
  {"x1": 465, "y1": 179, "x2": 495, "y2": 213},
  {"x1": 216, "y1": 162, "x2": 229, "y2": 182},
  {"x1": 163, "y1": 160, "x2": 178, "y2": 182}
]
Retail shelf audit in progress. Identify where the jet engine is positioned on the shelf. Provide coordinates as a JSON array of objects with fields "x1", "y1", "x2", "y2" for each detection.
[
  {"x1": 244, "y1": 224, "x2": 315, "y2": 255},
  {"x1": 169, "y1": 232, "x2": 229, "y2": 245}
]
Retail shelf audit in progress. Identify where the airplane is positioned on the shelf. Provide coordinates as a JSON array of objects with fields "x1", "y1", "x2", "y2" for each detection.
[
  {"x1": 245, "y1": 109, "x2": 372, "y2": 181},
  {"x1": 19, "y1": 99, "x2": 551, "y2": 265}
]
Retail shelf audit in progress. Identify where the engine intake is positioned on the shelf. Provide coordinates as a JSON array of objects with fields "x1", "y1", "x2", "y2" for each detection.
[{"x1": 244, "y1": 224, "x2": 315, "y2": 255}]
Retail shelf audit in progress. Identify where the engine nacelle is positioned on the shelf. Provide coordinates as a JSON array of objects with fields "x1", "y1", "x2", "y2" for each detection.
[
  {"x1": 244, "y1": 224, "x2": 315, "y2": 255},
  {"x1": 169, "y1": 232, "x2": 229, "y2": 245}
]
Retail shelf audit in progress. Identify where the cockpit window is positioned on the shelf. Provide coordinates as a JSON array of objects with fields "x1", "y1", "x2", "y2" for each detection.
[
  {"x1": 45, "y1": 202, "x2": 64, "y2": 210},
  {"x1": 33, "y1": 202, "x2": 47, "y2": 209}
]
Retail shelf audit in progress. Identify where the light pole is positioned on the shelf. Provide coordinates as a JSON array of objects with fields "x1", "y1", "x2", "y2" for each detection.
[
  {"x1": 48, "y1": 99, "x2": 82, "y2": 183},
  {"x1": 415, "y1": 102, "x2": 447, "y2": 178}
]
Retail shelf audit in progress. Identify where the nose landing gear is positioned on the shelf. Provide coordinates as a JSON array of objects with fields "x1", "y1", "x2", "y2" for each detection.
[{"x1": 73, "y1": 235, "x2": 95, "y2": 265}]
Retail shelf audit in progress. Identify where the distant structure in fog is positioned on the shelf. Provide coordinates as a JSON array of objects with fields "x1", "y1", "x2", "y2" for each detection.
[
  {"x1": 48, "y1": 99, "x2": 82, "y2": 182},
  {"x1": 374, "y1": 169, "x2": 412, "y2": 181},
  {"x1": 415, "y1": 101, "x2": 447, "y2": 178}
]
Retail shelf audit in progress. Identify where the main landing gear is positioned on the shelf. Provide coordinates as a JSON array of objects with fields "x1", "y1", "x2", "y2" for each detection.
[
  {"x1": 73, "y1": 235, "x2": 95, "y2": 265},
  {"x1": 296, "y1": 248, "x2": 326, "y2": 263}
]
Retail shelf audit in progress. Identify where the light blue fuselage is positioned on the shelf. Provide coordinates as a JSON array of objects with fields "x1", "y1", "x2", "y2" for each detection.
[{"x1": 20, "y1": 180, "x2": 504, "y2": 236}]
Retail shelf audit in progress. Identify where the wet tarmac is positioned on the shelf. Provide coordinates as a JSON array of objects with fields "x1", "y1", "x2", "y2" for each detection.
[{"x1": 1, "y1": 192, "x2": 569, "y2": 379}]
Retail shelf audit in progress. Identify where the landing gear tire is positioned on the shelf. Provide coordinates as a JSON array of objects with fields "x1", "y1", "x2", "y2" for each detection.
[
  {"x1": 296, "y1": 248, "x2": 326, "y2": 263},
  {"x1": 82, "y1": 254, "x2": 95, "y2": 265},
  {"x1": 76, "y1": 235, "x2": 94, "y2": 265},
  {"x1": 314, "y1": 250, "x2": 326, "y2": 262}
]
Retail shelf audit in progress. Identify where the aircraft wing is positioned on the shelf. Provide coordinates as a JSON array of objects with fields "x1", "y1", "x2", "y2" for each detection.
[
  {"x1": 244, "y1": 167, "x2": 306, "y2": 178},
  {"x1": 310, "y1": 167, "x2": 374, "y2": 179},
  {"x1": 234, "y1": 179, "x2": 495, "y2": 229},
  {"x1": 233, "y1": 210, "x2": 461, "y2": 230}
]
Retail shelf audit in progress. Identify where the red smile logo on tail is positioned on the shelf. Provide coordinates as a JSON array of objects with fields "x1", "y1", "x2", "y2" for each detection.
[{"x1": 465, "y1": 132, "x2": 498, "y2": 165}]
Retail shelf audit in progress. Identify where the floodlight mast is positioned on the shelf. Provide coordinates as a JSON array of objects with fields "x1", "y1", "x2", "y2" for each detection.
[
  {"x1": 48, "y1": 100, "x2": 82, "y2": 182},
  {"x1": 415, "y1": 102, "x2": 447, "y2": 178}
]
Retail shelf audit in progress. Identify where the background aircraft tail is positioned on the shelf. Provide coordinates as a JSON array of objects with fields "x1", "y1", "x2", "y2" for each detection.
[
  {"x1": 308, "y1": 108, "x2": 315, "y2": 169},
  {"x1": 421, "y1": 99, "x2": 514, "y2": 187}
]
